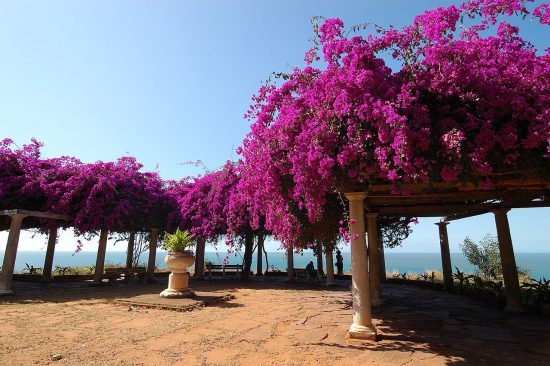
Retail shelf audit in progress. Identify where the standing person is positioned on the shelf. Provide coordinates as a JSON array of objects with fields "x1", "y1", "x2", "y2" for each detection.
[{"x1": 336, "y1": 249, "x2": 344, "y2": 276}]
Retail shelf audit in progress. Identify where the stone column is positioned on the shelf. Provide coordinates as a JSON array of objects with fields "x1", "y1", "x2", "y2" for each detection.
[
  {"x1": 325, "y1": 247, "x2": 335, "y2": 286},
  {"x1": 493, "y1": 209, "x2": 523, "y2": 312},
  {"x1": 345, "y1": 192, "x2": 376, "y2": 341},
  {"x1": 42, "y1": 227, "x2": 58, "y2": 283},
  {"x1": 256, "y1": 235, "x2": 264, "y2": 276},
  {"x1": 194, "y1": 238, "x2": 205, "y2": 279},
  {"x1": 147, "y1": 228, "x2": 159, "y2": 283},
  {"x1": 377, "y1": 233, "x2": 387, "y2": 281},
  {"x1": 436, "y1": 222, "x2": 454, "y2": 290},
  {"x1": 0, "y1": 214, "x2": 25, "y2": 294},
  {"x1": 286, "y1": 243, "x2": 295, "y2": 282},
  {"x1": 125, "y1": 231, "x2": 135, "y2": 282},
  {"x1": 93, "y1": 229, "x2": 109, "y2": 285},
  {"x1": 367, "y1": 213, "x2": 383, "y2": 306},
  {"x1": 316, "y1": 241, "x2": 324, "y2": 280}
]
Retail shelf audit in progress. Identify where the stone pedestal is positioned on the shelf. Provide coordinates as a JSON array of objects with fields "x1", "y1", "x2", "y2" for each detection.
[
  {"x1": 160, "y1": 272, "x2": 194, "y2": 298},
  {"x1": 345, "y1": 192, "x2": 377, "y2": 341},
  {"x1": 160, "y1": 251, "x2": 195, "y2": 298}
]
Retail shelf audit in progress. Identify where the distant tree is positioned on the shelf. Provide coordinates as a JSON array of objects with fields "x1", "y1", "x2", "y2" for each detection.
[
  {"x1": 460, "y1": 234, "x2": 529, "y2": 280},
  {"x1": 461, "y1": 234, "x2": 502, "y2": 280}
]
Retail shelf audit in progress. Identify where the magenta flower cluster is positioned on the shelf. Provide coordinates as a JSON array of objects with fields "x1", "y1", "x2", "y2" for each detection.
[
  {"x1": 0, "y1": 139, "x2": 176, "y2": 235},
  {"x1": 238, "y1": 0, "x2": 550, "y2": 247}
]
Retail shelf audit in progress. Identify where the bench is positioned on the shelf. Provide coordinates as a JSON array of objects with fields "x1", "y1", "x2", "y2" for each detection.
[
  {"x1": 104, "y1": 267, "x2": 146, "y2": 283},
  {"x1": 294, "y1": 268, "x2": 307, "y2": 279},
  {"x1": 207, "y1": 264, "x2": 242, "y2": 279},
  {"x1": 292, "y1": 268, "x2": 319, "y2": 283}
]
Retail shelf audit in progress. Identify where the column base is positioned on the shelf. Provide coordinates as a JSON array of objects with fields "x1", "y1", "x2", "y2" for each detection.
[
  {"x1": 348, "y1": 323, "x2": 377, "y2": 341},
  {"x1": 0, "y1": 289, "x2": 14, "y2": 296},
  {"x1": 160, "y1": 288, "x2": 195, "y2": 298},
  {"x1": 371, "y1": 298, "x2": 385, "y2": 306}
]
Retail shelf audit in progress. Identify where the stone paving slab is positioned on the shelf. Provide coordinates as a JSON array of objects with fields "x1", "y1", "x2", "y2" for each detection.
[{"x1": 113, "y1": 291, "x2": 233, "y2": 312}]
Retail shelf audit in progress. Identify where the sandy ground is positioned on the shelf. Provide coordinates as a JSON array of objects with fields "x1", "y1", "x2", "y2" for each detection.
[{"x1": 1, "y1": 278, "x2": 549, "y2": 366}]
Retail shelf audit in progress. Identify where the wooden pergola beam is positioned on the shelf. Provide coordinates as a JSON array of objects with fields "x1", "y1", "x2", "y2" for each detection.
[
  {"x1": 443, "y1": 210, "x2": 489, "y2": 222},
  {"x1": 365, "y1": 191, "x2": 520, "y2": 204},
  {"x1": 364, "y1": 178, "x2": 549, "y2": 194},
  {"x1": 0, "y1": 209, "x2": 68, "y2": 221},
  {"x1": 373, "y1": 199, "x2": 549, "y2": 217}
]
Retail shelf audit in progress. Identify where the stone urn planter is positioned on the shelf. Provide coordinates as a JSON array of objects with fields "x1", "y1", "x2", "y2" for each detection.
[{"x1": 160, "y1": 251, "x2": 195, "y2": 298}]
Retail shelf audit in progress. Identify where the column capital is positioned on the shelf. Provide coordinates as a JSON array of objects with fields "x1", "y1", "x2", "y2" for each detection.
[
  {"x1": 9, "y1": 214, "x2": 26, "y2": 221},
  {"x1": 344, "y1": 192, "x2": 367, "y2": 202},
  {"x1": 366, "y1": 212, "x2": 379, "y2": 219},
  {"x1": 492, "y1": 208, "x2": 510, "y2": 216},
  {"x1": 435, "y1": 221, "x2": 449, "y2": 227}
]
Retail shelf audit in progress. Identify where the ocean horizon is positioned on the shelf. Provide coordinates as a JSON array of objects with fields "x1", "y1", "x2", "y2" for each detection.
[{"x1": 2, "y1": 250, "x2": 549, "y2": 279}]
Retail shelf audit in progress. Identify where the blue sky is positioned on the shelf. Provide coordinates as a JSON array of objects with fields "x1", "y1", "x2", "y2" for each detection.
[{"x1": 0, "y1": 1, "x2": 548, "y2": 253}]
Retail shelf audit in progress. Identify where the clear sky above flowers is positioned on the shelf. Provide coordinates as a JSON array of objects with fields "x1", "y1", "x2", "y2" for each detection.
[{"x1": 1, "y1": 0, "x2": 548, "y2": 252}]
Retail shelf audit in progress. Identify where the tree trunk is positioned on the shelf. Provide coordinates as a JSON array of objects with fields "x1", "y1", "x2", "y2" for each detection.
[{"x1": 241, "y1": 233, "x2": 254, "y2": 280}]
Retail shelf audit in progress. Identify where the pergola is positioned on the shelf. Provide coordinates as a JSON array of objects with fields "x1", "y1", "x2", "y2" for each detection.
[
  {"x1": 0, "y1": 209, "x2": 161, "y2": 295},
  {"x1": 0, "y1": 209, "x2": 67, "y2": 294},
  {"x1": 338, "y1": 175, "x2": 549, "y2": 341}
]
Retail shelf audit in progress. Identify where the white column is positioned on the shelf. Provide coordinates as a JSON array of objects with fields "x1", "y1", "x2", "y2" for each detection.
[
  {"x1": 93, "y1": 229, "x2": 109, "y2": 285},
  {"x1": 0, "y1": 214, "x2": 25, "y2": 294},
  {"x1": 345, "y1": 192, "x2": 376, "y2": 341}
]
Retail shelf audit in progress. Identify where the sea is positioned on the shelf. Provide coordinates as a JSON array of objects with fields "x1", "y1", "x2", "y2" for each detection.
[{"x1": 2, "y1": 250, "x2": 549, "y2": 280}]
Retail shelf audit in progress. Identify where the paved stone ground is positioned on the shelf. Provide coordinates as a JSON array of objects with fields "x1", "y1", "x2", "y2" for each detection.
[{"x1": 0, "y1": 278, "x2": 549, "y2": 365}]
